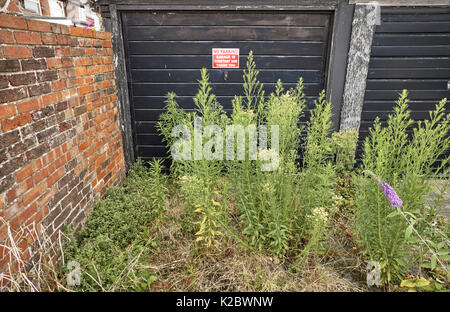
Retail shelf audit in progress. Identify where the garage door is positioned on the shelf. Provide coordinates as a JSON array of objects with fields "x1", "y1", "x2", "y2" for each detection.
[
  {"x1": 121, "y1": 11, "x2": 332, "y2": 162},
  {"x1": 360, "y1": 8, "x2": 450, "y2": 145}
]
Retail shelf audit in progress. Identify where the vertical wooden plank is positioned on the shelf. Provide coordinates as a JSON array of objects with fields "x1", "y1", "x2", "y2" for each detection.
[
  {"x1": 110, "y1": 4, "x2": 135, "y2": 169},
  {"x1": 326, "y1": 0, "x2": 354, "y2": 130}
]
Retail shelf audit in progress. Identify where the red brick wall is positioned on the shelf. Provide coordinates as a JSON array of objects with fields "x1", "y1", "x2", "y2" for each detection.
[{"x1": 0, "y1": 13, "x2": 126, "y2": 270}]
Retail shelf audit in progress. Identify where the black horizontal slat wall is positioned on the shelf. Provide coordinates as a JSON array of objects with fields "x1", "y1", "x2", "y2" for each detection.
[
  {"x1": 360, "y1": 8, "x2": 450, "y2": 148},
  {"x1": 122, "y1": 11, "x2": 331, "y2": 161}
]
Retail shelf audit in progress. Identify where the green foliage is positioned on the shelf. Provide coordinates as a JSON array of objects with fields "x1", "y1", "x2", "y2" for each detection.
[
  {"x1": 355, "y1": 90, "x2": 450, "y2": 286},
  {"x1": 332, "y1": 128, "x2": 359, "y2": 173},
  {"x1": 57, "y1": 55, "x2": 449, "y2": 293},
  {"x1": 62, "y1": 159, "x2": 168, "y2": 291},
  {"x1": 294, "y1": 91, "x2": 336, "y2": 243},
  {"x1": 157, "y1": 53, "x2": 342, "y2": 262}
]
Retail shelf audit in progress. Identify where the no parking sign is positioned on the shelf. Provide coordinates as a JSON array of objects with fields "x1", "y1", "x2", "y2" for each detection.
[{"x1": 212, "y1": 48, "x2": 239, "y2": 69}]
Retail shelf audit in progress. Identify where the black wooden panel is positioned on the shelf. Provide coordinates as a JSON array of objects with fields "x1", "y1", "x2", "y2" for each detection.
[
  {"x1": 126, "y1": 25, "x2": 328, "y2": 41},
  {"x1": 363, "y1": 100, "x2": 443, "y2": 111},
  {"x1": 128, "y1": 41, "x2": 325, "y2": 56},
  {"x1": 361, "y1": 8, "x2": 450, "y2": 161},
  {"x1": 365, "y1": 90, "x2": 450, "y2": 101},
  {"x1": 132, "y1": 96, "x2": 319, "y2": 110},
  {"x1": 125, "y1": 12, "x2": 330, "y2": 26},
  {"x1": 122, "y1": 11, "x2": 331, "y2": 160},
  {"x1": 369, "y1": 57, "x2": 450, "y2": 69},
  {"x1": 368, "y1": 69, "x2": 450, "y2": 79},
  {"x1": 375, "y1": 22, "x2": 450, "y2": 33},
  {"x1": 366, "y1": 80, "x2": 449, "y2": 90},
  {"x1": 371, "y1": 46, "x2": 450, "y2": 57},
  {"x1": 373, "y1": 34, "x2": 450, "y2": 46},
  {"x1": 131, "y1": 82, "x2": 322, "y2": 96},
  {"x1": 131, "y1": 69, "x2": 322, "y2": 83},
  {"x1": 380, "y1": 13, "x2": 450, "y2": 22},
  {"x1": 130, "y1": 55, "x2": 324, "y2": 69}
]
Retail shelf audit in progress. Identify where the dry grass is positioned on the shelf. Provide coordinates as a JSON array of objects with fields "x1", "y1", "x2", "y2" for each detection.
[
  {"x1": 0, "y1": 192, "x2": 368, "y2": 292},
  {"x1": 0, "y1": 217, "x2": 69, "y2": 292},
  {"x1": 133, "y1": 195, "x2": 367, "y2": 292}
]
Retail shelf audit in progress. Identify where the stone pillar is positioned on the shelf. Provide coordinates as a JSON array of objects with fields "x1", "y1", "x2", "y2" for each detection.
[{"x1": 339, "y1": 3, "x2": 379, "y2": 131}]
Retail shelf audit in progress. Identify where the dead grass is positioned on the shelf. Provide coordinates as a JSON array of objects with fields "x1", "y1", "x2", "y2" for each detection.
[
  {"x1": 0, "y1": 190, "x2": 368, "y2": 292},
  {"x1": 0, "y1": 217, "x2": 70, "y2": 292},
  {"x1": 133, "y1": 195, "x2": 367, "y2": 292}
]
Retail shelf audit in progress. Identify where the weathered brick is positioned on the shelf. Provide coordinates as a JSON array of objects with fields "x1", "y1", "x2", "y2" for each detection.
[
  {"x1": 3, "y1": 45, "x2": 32, "y2": 59},
  {"x1": 47, "y1": 57, "x2": 62, "y2": 69},
  {"x1": 26, "y1": 19, "x2": 52, "y2": 32},
  {"x1": 28, "y1": 82, "x2": 51, "y2": 97},
  {"x1": 31, "y1": 105, "x2": 55, "y2": 121},
  {"x1": 51, "y1": 79, "x2": 67, "y2": 91},
  {"x1": 0, "y1": 129, "x2": 20, "y2": 147},
  {"x1": 0, "y1": 13, "x2": 27, "y2": 30},
  {"x1": 22, "y1": 181, "x2": 47, "y2": 206},
  {"x1": 26, "y1": 143, "x2": 50, "y2": 161},
  {"x1": 0, "y1": 59, "x2": 20, "y2": 72},
  {"x1": 42, "y1": 92, "x2": 62, "y2": 106},
  {"x1": 34, "y1": 167, "x2": 49, "y2": 184},
  {"x1": 0, "y1": 87, "x2": 27, "y2": 104},
  {"x1": 16, "y1": 98, "x2": 41, "y2": 114},
  {"x1": 0, "y1": 29, "x2": 14, "y2": 44},
  {"x1": 41, "y1": 33, "x2": 57, "y2": 45},
  {"x1": 0, "y1": 154, "x2": 26, "y2": 178},
  {"x1": 36, "y1": 125, "x2": 58, "y2": 143},
  {"x1": 16, "y1": 159, "x2": 41, "y2": 182},
  {"x1": 8, "y1": 137, "x2": 36, "y2": 158},
  {"x1": 0, "y1": 148, "x2": 7, "y2": 163},
  {"x1": 0, "y1": 75, "x2": 9, "y2": 89},
  {"x1": 21, "y1": 59, "x2": 47, "y2": 71},
  {"x1": 55, "y1": 100, "x2": 68, "y2": 112},
  {"x1": 36, "y1": 70, "x2": 58, "y2": 82},
  {"x1": 32, "y1": 47, "x2": 55, "y2": 58},
  {"x1": 0, "y1": 174, "x2": 15, "y2": 193},
  {"x1": 94, "y1": 74, "x2": 105, "y2": 82},
  {"x1": 0, "y1": 104, "x2": 16, "y2": 119},
  {"x1": 6, "y1": 177, "x2": 33, "y2": 203},
  {"x1": 1, "y1": 113, "x2": 32, "y2": 132},
  {"x1": 13, "y1": 32, "x2": 41, "y2": 45},
  {"x1": 59, "y1": 57, "x2": 72, "y2": 67},
  {"x1": 8, "y1": 72, "x2": 36, "y2": 86},
  {"x1": 47, "y1": 166, "x2": 65, "y2": 186}
]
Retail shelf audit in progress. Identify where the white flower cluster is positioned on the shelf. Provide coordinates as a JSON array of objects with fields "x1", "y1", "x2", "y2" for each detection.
[
  {"x1": 310, "y1": 207, "x2": 328, "y2": 223},
  {"x1": 180, "y1": 175, "x2": 202, "y2": 187}
]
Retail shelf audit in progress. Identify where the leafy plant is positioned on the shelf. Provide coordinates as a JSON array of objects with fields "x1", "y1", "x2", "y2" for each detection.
[
  {"x1": 355, "y1": 90, "x2": 449, "y2": 287},
  {"x1": 62, "y1": 159, "x2": 168, "y2": 291}
]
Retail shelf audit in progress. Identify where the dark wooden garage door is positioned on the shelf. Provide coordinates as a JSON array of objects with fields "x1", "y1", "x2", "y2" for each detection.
[
  {"x1": 121, "y1": 11, "x2": 332, "y2": 162},
  {"x1": 360, "y1": 8, "x2": 450, "y2": 144}
]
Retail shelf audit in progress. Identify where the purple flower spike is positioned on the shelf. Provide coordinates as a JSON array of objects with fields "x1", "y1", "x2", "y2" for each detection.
[{"x1": 378, "y1": 180, "x2": 403, "y2": 208}]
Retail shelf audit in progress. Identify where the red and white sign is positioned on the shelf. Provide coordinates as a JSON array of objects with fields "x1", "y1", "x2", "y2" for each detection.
[{"x1": 212, "y1": 48, "x2": 239, "y2": 69}]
